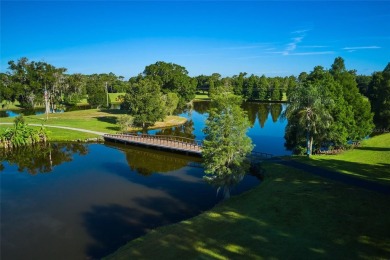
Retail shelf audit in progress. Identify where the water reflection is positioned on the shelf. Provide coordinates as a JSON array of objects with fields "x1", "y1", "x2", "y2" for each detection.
[
  {"x1": 106, "y1": 143, "x2": 201, "y2": 176},
  {"x1": 204, "y1": 173, "x2": 245, "y2": 199},
  {"x1": 0, "y1": 105, "x2": 92, "y2": 118},
  {"x1": 153, "y1": 120, "x2": 195, "y2": 140},
  {"x1": 0, "y1": 143, "x2": 88, "y2": 174},
  {"x1": 145, "y1": 101, "x2": 289, "y2": 155},
  {"x1": 1, "y1": 142, "x2": 260, "y2": 259}
]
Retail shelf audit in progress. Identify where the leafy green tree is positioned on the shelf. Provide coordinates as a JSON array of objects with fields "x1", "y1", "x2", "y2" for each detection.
[
  {"x1": 143, "y1": 61, "x2": 196, "y2": 106},
  {"x1": 368, "y1": 63, "x2": 390, "y2": 130},
  {"x1": 257, "y1": 75, "x2": 269, "y2": 100},
  {"x1": 284, "y1": 82, "x2": 333, "y2": 156},
  {"x1": 356, "y1": 75, "x2": 372, "y2": 96},
  {"x1": 0, "y1": 73, "x2": 15, "y2": 106},
  {"x1": 231, "y1": 72, "x2": 246, "y2": 96},
  {"x1": 122, "y1": 78, "x2": 166, "y2": 127},
  {"x1": 270, "y1": 78, "x2": 282, "y2": 101},
  {"x1": 202, "y1": 90, "x2": 253, "y2": 181},
  {"x1": 330, "y1": 57, "x2": 374, "y2": 140},
  {"x1": 64, "y1": 73, "x2": 87, "y2": 105},
  {"x1": 163, "y1": 92, "x2": 179, "y2": 116},
  {"x1": 116, "y1": 115, "x2": 134, "y2": 132},
  {"x1": 86, "y1": 74, "x2": 107, "y2": 108}
]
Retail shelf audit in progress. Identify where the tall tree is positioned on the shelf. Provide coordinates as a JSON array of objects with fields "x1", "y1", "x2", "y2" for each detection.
[
  {"x1": 122, "y1": 78, "x2": 166, "y2": 127},
  {"x1": 330, "y1": 57, "x2": 374, "y2": 140},
  {"x1": 284, "y1": 82, "x2": 333, "y2": 156},
  {"x1": 368, "y1": 63, "x2": 390, "y2": 130},
  {"x1": 143, "y1": 61, "x2": 196, "y2": 106},
  {"x1": 202, "y1": 90, "x2": 253, "y2": 190}
]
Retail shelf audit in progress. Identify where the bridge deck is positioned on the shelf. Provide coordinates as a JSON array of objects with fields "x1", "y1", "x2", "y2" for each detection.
[
  {"x1": 103, "y1": 133, "x2": 274, "y2": 159},
  {"x1": 103, "y1": 134, "x2": 203, "y2": 156}
]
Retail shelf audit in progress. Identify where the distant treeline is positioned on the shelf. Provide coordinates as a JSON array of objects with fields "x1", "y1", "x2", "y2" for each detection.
[{"x1": 0, "y1": 57, "x2": 389, "y2": 130}]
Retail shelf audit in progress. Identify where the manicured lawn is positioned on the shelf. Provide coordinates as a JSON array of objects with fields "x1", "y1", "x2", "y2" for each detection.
[
  {"x1": 105, "y1": 162, "x2": 390, "y2": 259},
  {"x1": 194, "y1": 94, "x2": 210, "y2": 100},
  {"x1": 0, "y1": 100, "x2": 22, "y2": 110},
  {"x1": 296, "y1": 133, "x2": 390, "y2": 185},
  {"x1": 0, "y1": 125, "x2": 97, "y2": 142},
  {"x1": 1, "y1": 109, "x2": 187, "y2": 140}
]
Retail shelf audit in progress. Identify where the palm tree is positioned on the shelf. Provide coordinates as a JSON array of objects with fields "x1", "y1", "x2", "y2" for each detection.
[{"x1": 283, "y1": 83, "x2": 333, "y2": 156}]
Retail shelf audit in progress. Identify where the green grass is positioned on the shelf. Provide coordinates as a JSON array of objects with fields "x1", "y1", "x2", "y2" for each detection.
[
  {"x1": 194, "y1": 94, "x2": 210, "y2": 100},
  {"x1": 105, "y1": 162, "x2": 390, "y2": 259},
  {"x1": 0, "y1": 125, "x2": 97, "y2": 142},
  {"x1": 295, "y1": 133, "x2": 390, "y2": 185},
  {"x1": 282, "y1": 92, "x2": 287, "y2": 101},
  {"x1": 1, "y1": 109, "x2": 187, "y2": 140},
  {"x1": 0, "y1": 100, "x2": 22, "y2": 110}
]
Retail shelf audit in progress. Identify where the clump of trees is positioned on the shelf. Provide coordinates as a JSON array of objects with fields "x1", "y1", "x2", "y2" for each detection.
[
  {"x1": 0, "y1": 57, "x2": 129, "y2": 110},
  {"x1": 196, "y1": 73, "x2": 296, "y2": 102},
  {"x1": 0, "y1": 115, "x2": 48, "y2": 149},
  {"x1": 366, "y1": 63, "x2": 390, "y2": 131},
  {"x1": 284, "y1": 57, "x2": 374, "y2": 155},
  {"x1": 202, "y1": 87, "x2": 253, "y2": 198}
]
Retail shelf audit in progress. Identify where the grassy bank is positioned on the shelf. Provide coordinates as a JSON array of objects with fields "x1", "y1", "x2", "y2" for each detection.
[
  {"x1": 106, "y1": 162, "x2": 390, "y2": 259},
  {"x1": 0, "y1": 109, "x2": 187, "y2": 140},
  {"x1": 194, "y1": 94, "x2": 211, "y2": 101},
  {"x1": 296, "y1": 133, "x2": 390, "y2": 185},
  {"x1": 105, "y1": 134, "x2": 390, "y2": 259}
]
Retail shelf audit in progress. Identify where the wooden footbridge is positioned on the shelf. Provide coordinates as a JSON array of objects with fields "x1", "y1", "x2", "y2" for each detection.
[
  {"x1": 103, "y1": 133, "x2": 274, "y2": 159},
  {"x1": 103, "y1": 133, "x2": 203, "y2": 156}
]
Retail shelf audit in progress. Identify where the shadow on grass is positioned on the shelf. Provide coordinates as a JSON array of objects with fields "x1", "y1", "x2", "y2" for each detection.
[
  {"x1": 95, "y1": 116, "x2": 118, "y2": 124},
  {"x1": 102, "y1": 164, "x2": 390, "y2": 259},
  {"x1": 296, "y1": 157, "x2": 390, "y2": 188},
  {"x1": 355, "y1": 146, "x2": 390, "y2": 152}
]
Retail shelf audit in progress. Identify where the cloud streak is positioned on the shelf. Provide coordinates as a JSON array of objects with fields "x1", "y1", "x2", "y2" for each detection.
[
  {"x1": 343, "y1": 46, "x2": 381, "y2": 50},
  {"x1": 287, "y1": 51, "x2": 335, "y2": 56}
]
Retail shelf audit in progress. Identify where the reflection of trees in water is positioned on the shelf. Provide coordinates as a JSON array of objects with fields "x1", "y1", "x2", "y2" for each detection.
[
  {"x1": 238, "y1": 102, "x2": 284, "y2": 128},
  {"x1": 270, "y1": 103, "x2": 283, "y2": 123},
  {"x1": 192, "y1": 101, "x2": 211, "y2": 115},
  {"x1": 242, "y1": 102, "x2": 258, "y2": 127},
  {"x1": 153, "y1": 120, "x2": 196, "y2": 140},
  {"x1": 204, "y1": 172, "x2": 245, "y2": 199},
  {"x1": 257, "y1": 103, "x2": 270, "y2": 128},
  {"x1": 107, "y1": 144, "x2": 201, "y2": 176},
  {"x1": 0, "y1": 143, "x2": 88, "y2": 174}
]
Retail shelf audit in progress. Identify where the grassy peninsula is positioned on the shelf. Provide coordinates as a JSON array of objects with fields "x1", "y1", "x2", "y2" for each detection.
[
  {"x1": 105, "y1": 133, "x2": 390, "y2": 259},
  {"x1": 0, "y1": 109, "x2": 187, "y2": 142}
]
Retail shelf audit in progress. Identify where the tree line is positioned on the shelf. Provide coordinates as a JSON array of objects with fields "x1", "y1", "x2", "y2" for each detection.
[{"x1": 1, "y1": 57, "x2": 389, "y2": 132}]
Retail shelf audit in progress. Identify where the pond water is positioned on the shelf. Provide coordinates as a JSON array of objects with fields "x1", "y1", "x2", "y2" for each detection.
[
  {"x1": 148, "y1": 101, "x2": 289, "y2": 156},
  {"x1": 0, "y1": 105, "x2": 92, "y2": 118},
  {"x1": 1, "y1": 101, "x2": 288, "y2": 259}
]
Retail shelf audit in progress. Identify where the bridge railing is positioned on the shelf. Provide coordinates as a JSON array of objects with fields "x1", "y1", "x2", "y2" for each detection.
[
  {"x1": 104, "y1": 133, "x2": 203, "y2": 151},
  {"x1": 249, "y1": 151, "x2": 273, "y2": 159}
]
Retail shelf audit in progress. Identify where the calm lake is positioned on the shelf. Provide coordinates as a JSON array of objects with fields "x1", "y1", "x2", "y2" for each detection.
[{"x1": 0, "y1": 102, "x2": 288, "y2": 259}]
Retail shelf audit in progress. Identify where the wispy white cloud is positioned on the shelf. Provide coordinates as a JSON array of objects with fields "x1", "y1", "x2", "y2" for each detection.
[
  {"x1": 285, "y1": 36, "x2": 304, "y2": 53},
  {"x1": 291, "y1": 29, "x2": 311, "y2": 34},
  {"x1": 287, "y1": 51, "x2": 335, "y2": 56},
  {"x1": 300, "y1": 45, "x2": 328, "y2": 48},
  {"x1": 281, "y1": 29, "x2": 310, "y2": 55},
  {"x1": 343, "y1": 46, "x2": 381, "y2": 50}
]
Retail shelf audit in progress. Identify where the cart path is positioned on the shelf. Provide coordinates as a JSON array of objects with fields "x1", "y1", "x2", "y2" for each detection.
[
  {"x1": 270, "y1": 157, "x2": 390, "y2": 195},
  {"x1": 0, "y1": 122, "x2": 107, "y2": 135}
]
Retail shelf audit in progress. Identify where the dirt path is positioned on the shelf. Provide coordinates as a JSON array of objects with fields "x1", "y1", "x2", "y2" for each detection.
[
  {"x1": 0, "y1": 123, "x2": 107, "y2": 136},
  {"x1": 270, "y1": 157, "x2": 390, "y2": 195}
]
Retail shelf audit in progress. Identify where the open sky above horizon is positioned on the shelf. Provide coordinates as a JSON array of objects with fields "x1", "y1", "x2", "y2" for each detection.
[{"x1": 1, "y1": 1, "x2": 389, "y2": 78}]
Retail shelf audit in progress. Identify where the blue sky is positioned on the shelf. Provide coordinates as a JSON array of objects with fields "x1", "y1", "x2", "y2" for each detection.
[{"x1": 1, "y1": 1, "x2": 389, "y2": 78}]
